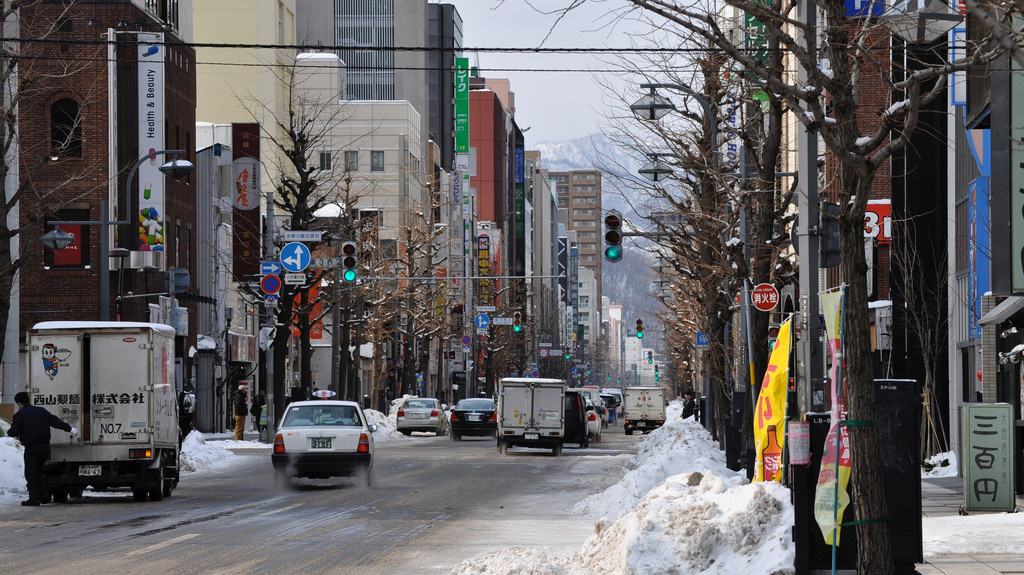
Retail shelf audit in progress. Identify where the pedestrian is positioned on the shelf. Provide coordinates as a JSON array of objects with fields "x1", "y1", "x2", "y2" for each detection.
[
  {"x1": 249, "y1": 393, "x2": 265, "y2": 433},
  {"x1": 178, "y1": 380, "x2": 196, "y2": 445},
  {"x1": 681, "y1": 391, "x2": 697, "y2": 420},
  {"x1": 7, "y1": 391, "x2": 76, "y2": 506},
  {"x1": 233, "y1": 384, "x2": 248, "y2": 441}
]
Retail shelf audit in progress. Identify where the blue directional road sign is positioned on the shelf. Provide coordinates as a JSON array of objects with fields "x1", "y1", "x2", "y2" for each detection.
[
  {"x1": 260, "y1": 261, "x2": 282, "y2": 276},
  {"x1": 280, "y1": 242, "x2": 311, "y2": 273},
  {"x1": 474, "y1": 313, "x2": 491, "y2": 330},
  {"x1": 844, "y1": 0, "x2": 883, "y2": 17},
  {"x1": 695, "y1": 331, "x2": 710, "y2": 350}
]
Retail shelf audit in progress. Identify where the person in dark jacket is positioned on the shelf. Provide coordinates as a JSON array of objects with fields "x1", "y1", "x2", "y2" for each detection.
[
  {"x1": 681, "y1": 391, "x2": 697, "y2": 420},
  {"x1": 7, "y1": 392, "x2": 76, "y2": 506},
  {"x1": 232, "y1": 385, "x2": 248, "y2": 440}
]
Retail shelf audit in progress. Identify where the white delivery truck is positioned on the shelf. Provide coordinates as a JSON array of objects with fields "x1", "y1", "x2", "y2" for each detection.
[
  {"x1": 623, "y1": 386, "x2": 667, "y2": 435},
  {"x1": 497, "y1": 378, "x2": 565, "y2": 455},
  {"x1": 26, "y1": 322, "x2": 179, "y2": 502}
]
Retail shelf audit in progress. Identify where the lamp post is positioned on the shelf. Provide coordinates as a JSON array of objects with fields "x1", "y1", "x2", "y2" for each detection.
[{"x1": 42, "y1": 151, "x2": 193, "y2": 321}]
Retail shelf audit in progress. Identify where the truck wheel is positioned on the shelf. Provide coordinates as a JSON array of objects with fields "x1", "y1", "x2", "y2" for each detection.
[
  {"x1": 51, "y1": 489, "x2": 68, "y2": 504},
  {"x1": 148, "y1": 466, "x2": 165, "y2": 501},
  {"x1": 553, "y1": 444, "x2": 563, "y2": 456},
  {"x1": 132, "y1": 488, "x2": 148, "y2": 502},
  {"x1": 68, "y1": 487, "x2": 83, "y2": 499},
  {"x1": 161, "y1": 477, "x2": 173, "y2": 498}
]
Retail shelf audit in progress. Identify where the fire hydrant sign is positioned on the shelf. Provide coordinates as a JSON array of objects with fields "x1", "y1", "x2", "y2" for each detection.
[
  {"x1": 963, "y1": 403, "x2": 1015, "y2": 512},
  {"x1": 751, "y1": 283, "x2": 779, "y2": 312}
]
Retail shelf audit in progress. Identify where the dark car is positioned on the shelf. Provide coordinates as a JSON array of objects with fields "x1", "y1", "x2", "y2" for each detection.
[
  {"x1": 563, "y1": 390, "x2": 589, "y2": 447},
  {"x1": 449, "y1": 398, "x2": 497, "y2": 440}
]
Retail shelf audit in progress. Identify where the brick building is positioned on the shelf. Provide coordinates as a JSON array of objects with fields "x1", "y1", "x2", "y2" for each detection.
[{"x1": 16, "y1": 1, "x2": 196, "y2": 375}]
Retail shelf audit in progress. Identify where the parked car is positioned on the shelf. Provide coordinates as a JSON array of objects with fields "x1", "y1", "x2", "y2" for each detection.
[
  {"x1": 563, "y1": 390, "x2": 589, "y2": 448},
  {"x1": 584, "y1": 396, "x2": 603, "y2": 443},
  {"x1": 272, "y1": 400, "x2": 376, "y2": 486},
  {"x1": 601, "y1": 388, "x2": 624, "y2": 412},
  {"x1": 396, "y1": 397, "x2": 447, "y2": 435},
  {"x1": 572, "y1": 387, "x2": 609, "y2": 428},
  {"x1": 449, "y1": 398, "x2": 497, "y2": 440},
  {"x1": 599, "y1": 393, "x2": 620, "y2": 425}
]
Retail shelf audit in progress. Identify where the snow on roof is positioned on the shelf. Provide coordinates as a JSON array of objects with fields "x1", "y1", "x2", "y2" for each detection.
[
  {"x1": 33, "y1": 321, "x2": 176, "y2": 336},
  {"x1": 296, "y1": 52, "x2": 342, "y2": 62}
]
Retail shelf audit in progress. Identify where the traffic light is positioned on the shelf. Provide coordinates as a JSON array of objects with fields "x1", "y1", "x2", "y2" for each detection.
[
  {"x1": 565, "y1": 352, "x2": 572, "y2": 360},
  {"x1": 604, "y1": 212, "x2": 623, "y2": 262},
  {"x1": 654, "y1": 364, "x2": 660, "y2": 382},
  {"x1": 341, "y1": 241, "x2": 358, "y2": 282},
  {"x1": 646, "y1": 351, "x2": 654, "y2": 365},
  {"x1": 635, "y1": 319, "x2": 645, "y2": 339},
  {"x1": 820, "y1": 202, "x2": 841, "y2": 268},
  {"x1": 513, "y1": 311, "x2": 522, "y2": 333}
]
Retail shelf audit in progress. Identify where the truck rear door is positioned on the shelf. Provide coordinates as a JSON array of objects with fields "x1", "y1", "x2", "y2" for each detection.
[
  {"x1": 531, "y1": 385, "x2": 564, "y2": 433},
  {"x1": 27, "y1": 332, "x2": 83, "y2": 446},
  {"x1": 500, "y1": 383, "x2": 532, "y2": 433},
  {"x1": 89, "y1": 331, "x2": 152, "y2": 444}
]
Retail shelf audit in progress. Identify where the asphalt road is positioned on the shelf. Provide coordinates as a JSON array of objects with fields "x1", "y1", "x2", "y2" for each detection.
[{"x1": 0, "y1": 425, "x2": 638, "y2": 575}]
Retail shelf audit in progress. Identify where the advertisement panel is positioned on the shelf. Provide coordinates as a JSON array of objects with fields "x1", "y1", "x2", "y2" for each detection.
[
  {"x1": 864, "y1": 199, "x2": 892, "y2": 243},
  {"x1": 455, "y1": 57, "x2": 470, "y2": 153},
  {"x1": 137, "y1": 33, "x2": 165, "y2": 256},
  {"x1": 752, "y1": 317, "x2": 792, "y2": 482},
  {"x1": 963, "y1": 403, "x2": 1016, "y2": 512}
]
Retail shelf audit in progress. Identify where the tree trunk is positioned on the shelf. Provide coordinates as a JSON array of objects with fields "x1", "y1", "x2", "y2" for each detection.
[{"x1": 840, "y1": 172, "x2": 894, "y2": 575}]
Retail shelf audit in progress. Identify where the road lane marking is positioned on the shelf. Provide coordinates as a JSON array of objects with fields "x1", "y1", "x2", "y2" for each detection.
[
  {"x1": 259, "y1": 503, "x2": 303, "y2": 516},
  {"x1": 125, "y1": 533, "x2": 199, "y2": 557}
]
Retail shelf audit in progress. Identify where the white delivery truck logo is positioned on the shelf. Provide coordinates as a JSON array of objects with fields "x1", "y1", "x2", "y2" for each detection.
[{"x1": 40, "y1": 343, "x2": 72, "y2": 380}]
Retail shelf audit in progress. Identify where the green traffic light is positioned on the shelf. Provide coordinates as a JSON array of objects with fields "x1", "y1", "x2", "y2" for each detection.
[
  {"x1": 636, "y1": 331, "x2": 644, "y2": 339},
  {"x1": 513, "y1": 325, "x2": 522, "y2": 333},
  {"x1": 604, "y1": 245, "x2": 622, "y2": 261},
  {"x1": 343, "y1": 269, "x2": 357, "y2": 282},
  {"x1": 564, "y1": 353, "x2": 571, "y2": 360}
]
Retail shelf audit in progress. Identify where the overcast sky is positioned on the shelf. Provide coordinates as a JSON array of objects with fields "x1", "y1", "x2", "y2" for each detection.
[{"x1": 445, "y1": 0, "x2": 646, "y2": 145}]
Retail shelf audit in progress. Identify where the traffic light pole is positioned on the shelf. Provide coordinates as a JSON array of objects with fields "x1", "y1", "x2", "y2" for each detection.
[{"x1": 262, "y1": 191, "x2": 277, "y2": 442}]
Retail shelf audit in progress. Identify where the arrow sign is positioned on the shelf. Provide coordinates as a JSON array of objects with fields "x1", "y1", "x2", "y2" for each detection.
[
  {"x1": 260, "y1": 261, "x2": 282, "y2": 276},
  {"x1": 474, "y1": 313, "x2": 491, "y2": 330},
  {"x1": 280, "y1": 242, "x2": 311, "y2": 273}
]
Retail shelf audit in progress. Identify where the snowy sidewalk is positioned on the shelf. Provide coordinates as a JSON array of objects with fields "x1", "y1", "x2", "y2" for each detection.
[{"x1": 920, "y1": 476, "x2": 1024, "y2": 574}]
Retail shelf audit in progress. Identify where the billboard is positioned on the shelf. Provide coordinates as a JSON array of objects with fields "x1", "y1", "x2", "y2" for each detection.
[
  {"x1": 137, "y1": 33, "x2": 165, "y2": 256},
  {"x1": 455, "y1": 57, "x2": 470, "y2": 153}
]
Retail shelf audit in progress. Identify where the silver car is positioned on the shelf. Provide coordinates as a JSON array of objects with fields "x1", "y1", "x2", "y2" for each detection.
[{"x1": 396, "y1": 398, "x2": 447, "y2": 435}]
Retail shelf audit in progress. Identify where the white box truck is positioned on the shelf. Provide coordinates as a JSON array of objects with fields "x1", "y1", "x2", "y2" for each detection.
[
  {"x1": 623, "y1": 386, "x2": 667, "y2": 435},
  {"x1": 497, "y1": 378, "x2": 565, "y2": 455},
  {"x1": 26, "y1": 321, "x2": 179, "y2": 502}
]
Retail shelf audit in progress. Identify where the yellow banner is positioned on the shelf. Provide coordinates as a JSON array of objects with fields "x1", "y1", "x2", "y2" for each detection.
[{"x1": 753, "y1": 317, "x2": 792, "y2": 482}]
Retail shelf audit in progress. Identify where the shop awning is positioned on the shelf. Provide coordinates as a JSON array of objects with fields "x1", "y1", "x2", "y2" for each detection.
[{"x1": 979, "y1": 296, "x2": 1024, "y2": 326}]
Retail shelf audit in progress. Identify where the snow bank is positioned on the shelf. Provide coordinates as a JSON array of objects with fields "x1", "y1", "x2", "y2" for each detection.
[
  {"x1": 209, "y1": 439, "x2": 270, "y2": 451},
  {"x1": 364, "y1": 409, "x2": 405, "y2": 441},
  {"x1": 0, "y1": 437, "x2": 26, "y2": 503},
  {"x1": 452, "y1": 417, "x2": 795, "y2": 575},
  {"x1": 921, "y1": 450, "x2": 958, "y2": 478},
  {"x1": 574, "y1": 415, "x2": 738, "y2": 519},
  {"x1": 180, "y1": 431, "x2": 235, "y2": 473},
  {"x1": 924, "y1": 512, "x2": 1024, "y2": 557}
]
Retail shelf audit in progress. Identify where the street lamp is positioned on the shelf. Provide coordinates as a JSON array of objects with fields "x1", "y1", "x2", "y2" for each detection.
[
  {"x1": 629, "y1": 88, "x2": 675, "y2": 121},
  {"x1": 881, "y1": 0, "x2": 962, "y2": 44},
  {"x1": 40, "y1": 227, "x2": 75, "y2": 250},
  {"x1": 639, "y1": 154, "x2": 677, "y2": 182}
]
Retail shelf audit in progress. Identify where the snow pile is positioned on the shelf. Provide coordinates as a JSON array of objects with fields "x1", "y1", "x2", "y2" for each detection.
[
  {"x1": 210, "y1": 438, "x2": 270, "y2": 451},
  {"x1": 921, "y1": 450, "x2": 958, "y2": 478},
  {"x1": 574, "y1": 414, "x2": 738, "y2": 518},
  {"x1": 666, "y1": 398, "x2": 684, "y2": 420},
  {"x1": 924, "y1": 512, "x2": 1024, "y2": 557},
  {"x1": 0, "y1": 437, "x2": 26, "y2": 503},
  {"x1": 364, "y1": 409, "x2": 405, "y2": 441},
  {"x1": 180, "y1": 431, "x2": 235, "y2": 473},
  {"x1": 574, "y1": 474, "x2": 794, "y2": 574},
  {"x1": 451, "y1": 400, "x2": 796, "y2": 575}
]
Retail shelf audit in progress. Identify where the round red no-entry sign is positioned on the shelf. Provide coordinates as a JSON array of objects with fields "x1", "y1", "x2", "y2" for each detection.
[
  {"x1": 260, "y1": 274, "x2": 282, "y2": 295},
  {"x1": 751, "y1": 283, "x2": 779, "y2": 312}
]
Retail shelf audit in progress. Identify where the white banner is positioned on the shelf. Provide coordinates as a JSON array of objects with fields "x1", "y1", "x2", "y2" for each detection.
[
  {"x1": 137, "y1": 33, "x2": 165, "y2": 254},
  {"x1": 232, "y1": 156, "x2": 260, "y2": 210}
]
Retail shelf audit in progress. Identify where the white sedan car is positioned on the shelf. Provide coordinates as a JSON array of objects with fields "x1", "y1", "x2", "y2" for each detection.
[
  {"x1": 272, "y1": 400, "x2": 376, "y2": 486},
  {"x1": 584, "y1": 396, "x2": 603, "y2": 443}
]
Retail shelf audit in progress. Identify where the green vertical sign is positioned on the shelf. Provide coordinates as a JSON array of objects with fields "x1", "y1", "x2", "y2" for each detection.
[
  {"x1": 744, "y1": 1, "x2": 769, "y2": 70},
  {"x1": 455, "y1": 57, "x2": 470, "y2": 154},
  {"x1": 963, "y1": 403, "x2": 1016, "y2": 512}
]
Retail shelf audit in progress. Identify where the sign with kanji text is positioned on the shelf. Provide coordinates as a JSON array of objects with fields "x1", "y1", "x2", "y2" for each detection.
[
  {"x1": 864, "y1": 199, "x2": 892, "y2": 244},
  {"x1": 963, "y1": 403, "x2": 1015, "y2": 511},
  {"x1": 751, "y1": 283, "x2": 780, "y2": 312}
]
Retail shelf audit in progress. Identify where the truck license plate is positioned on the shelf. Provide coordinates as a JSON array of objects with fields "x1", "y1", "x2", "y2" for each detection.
[
  {"x1": 79, "y1": 465, "x2": 101, "y2": 477},
  {"x1": 524, "y1": 433, "x2": 539, "y2": 440},
  {"x1": 310, "y1": 437, "x2": 333, "y2": 449}
]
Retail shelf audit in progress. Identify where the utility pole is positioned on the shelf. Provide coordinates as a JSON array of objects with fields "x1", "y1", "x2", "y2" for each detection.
[
  {"x1": 796, "y1": 0, "x2": 822, "y2": 415},
  {"x1": 263, "y1": 191, "x2": 277, "y2": 441}
]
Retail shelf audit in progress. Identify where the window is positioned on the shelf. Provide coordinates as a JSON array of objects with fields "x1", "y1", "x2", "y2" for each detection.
[
  {"x1": 282, "y1": 404, "x2": 364, "y2": 427},
  {"x1": 371, "y1": 150, "x2": 385, "y2": 171},
  {"x1": 344, "y1": 150, "x2": 359, "y2": 172},
  {"x1": 319, "y1": 151, "x2": 332, "y2": 171},
  {"x1": 50, "y1": 98, "x2": 82, "y2": 158}
]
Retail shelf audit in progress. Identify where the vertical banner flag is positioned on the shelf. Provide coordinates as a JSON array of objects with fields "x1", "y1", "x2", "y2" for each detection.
[
  {"x1": 137, "y1": 33, "x2": 165, "y2": 255},
  {"x1": 814, "y1": 288, "x2": 852, "y2": 545},
  {"x1": 455, "y1": 57, "x2": 470, "y2": 154},
  {"x1": 753, "y1": 317, "x2": 792, "y2": 482}
]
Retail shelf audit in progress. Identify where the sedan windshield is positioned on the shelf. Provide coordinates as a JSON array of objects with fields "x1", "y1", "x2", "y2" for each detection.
[
  {"x1": 404, "y1": 399, "x2": 436, "y2": 409},
  {"x1": 457, "y1": 399, "x2": 494, "y2": 410},
  {"x1": 283, "y1": 405, "x2": 362, "y2": 427}
]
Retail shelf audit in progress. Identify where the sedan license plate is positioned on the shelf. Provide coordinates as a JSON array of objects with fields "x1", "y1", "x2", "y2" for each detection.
[
  {"x1": 524, "y1": 433, "x2": 539, "y2": 440},
  {"x1": 310, "y1": 437, "x2": 333, "y2": 449},
  {"x1": 467, "y1": 414, "x2": 482, "y2": 421},
  {"x1": 78, "y1": 465, "x2": 101, "y2": 477}
]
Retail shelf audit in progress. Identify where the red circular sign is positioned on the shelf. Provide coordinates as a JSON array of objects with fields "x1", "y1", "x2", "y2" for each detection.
[
  {"x1": 260, "y1": 274, "x2": 282, "y2": 295},
  {"x1": 751, "y1": 283, "x2": 779, "y2": 312}
]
